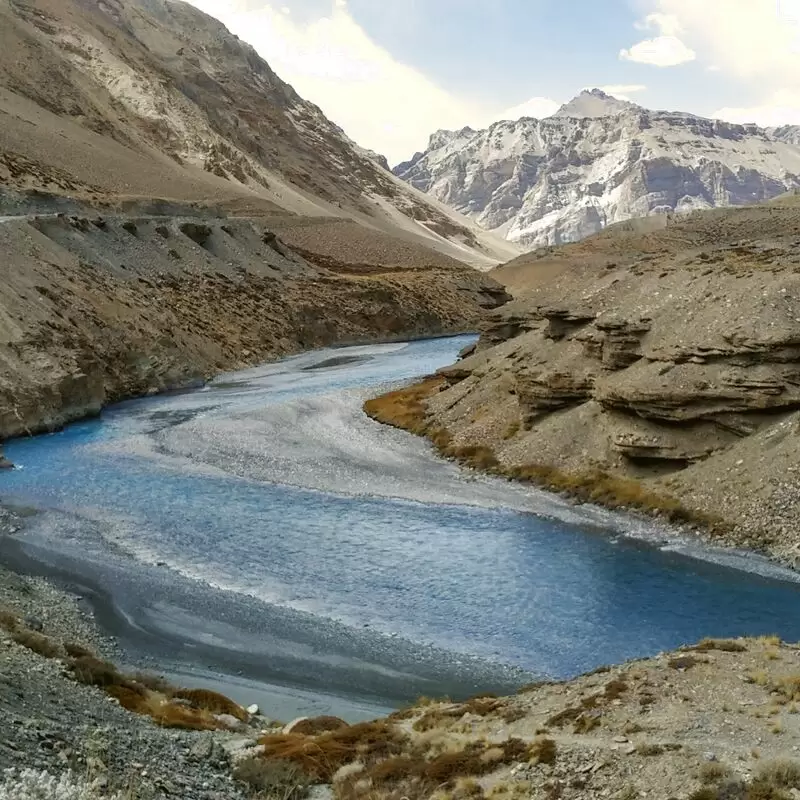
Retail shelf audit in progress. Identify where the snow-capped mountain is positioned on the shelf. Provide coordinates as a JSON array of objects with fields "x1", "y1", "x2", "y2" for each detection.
[{"x1": 394, "y1": 89, "x2": 800, "y2": 248}]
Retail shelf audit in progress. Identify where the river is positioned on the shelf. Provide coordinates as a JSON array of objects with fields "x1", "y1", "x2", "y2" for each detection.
[{"x1": 2, "y1": 335, "x2": 800, "y2": 720}]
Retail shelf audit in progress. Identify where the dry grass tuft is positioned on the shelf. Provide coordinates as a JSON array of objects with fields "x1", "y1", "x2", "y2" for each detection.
[
  {"x1": 233, "y1": 757, "x2": 312, "y2": 800},
  {"x1": 755, "y1": 760, "x2": 800, "y2": 788},
  {"x1": 64, "y1": 642, "x2": 95, "y2": 659},
  {"x1": 698, "y1": 762, "x2": 733, "y2": 786},
  {"x1": 288, "y1": 716, "x2": 349, "y2": 736},
  {"x1": 690, "y1": 639, "x2": 748, "y2": 653},
  {"x1": 11, "y1": 629, "x2": 64, "y2": 659},
  {"x1": 0, "y1": 608, "x2": 21, "y2": 632},
  {"x1": 171, "y1": 688, "x2": 248, "y2": 721},
  {"x1": 144, "y1": 696, "x2": 220, "y2": 731},
  {"x1": 529, "y1": 737, "x2": 557, "y2": 765},
  {"x1": 363, "y1": 377, "x2": 443, "y2": 436},
  {"x1": 260, "y1": 721, "x2": 407, "y2": 782},
  {"x1": 365, "y1": 381, "x2": 726, "y2": 530}
]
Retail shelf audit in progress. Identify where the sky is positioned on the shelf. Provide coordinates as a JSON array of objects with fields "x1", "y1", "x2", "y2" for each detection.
[{"x1": 186, "y1": 0, "x2": 800, "y2": 166}]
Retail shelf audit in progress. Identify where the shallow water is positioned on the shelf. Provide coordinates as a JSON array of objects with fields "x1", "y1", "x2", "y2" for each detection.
[{"x1": 3, "y1": 336, "x2": 800, "y2": 714}]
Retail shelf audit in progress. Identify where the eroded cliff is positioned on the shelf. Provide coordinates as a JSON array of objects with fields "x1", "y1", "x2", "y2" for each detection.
[
  {"x1": 0, "y1": 205, "x2": 508, "y2": 454},
  {"x1": 369, "y1": 202, "x2": 800, "y2": 562}
]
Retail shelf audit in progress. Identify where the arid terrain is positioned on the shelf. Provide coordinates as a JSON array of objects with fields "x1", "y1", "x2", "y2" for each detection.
[
  {"x1": 3, "y1": 530, "x2": 800, "y2": 800},
  {"x1": 5, "y1": 2, "x2": 800, "y2": 799},
  {"x1": 365, "y1": 196, "x2": 800, "y2": 565}
]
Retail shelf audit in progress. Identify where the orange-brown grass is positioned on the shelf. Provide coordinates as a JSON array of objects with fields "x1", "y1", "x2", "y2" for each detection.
[
  {"x1": 105, "y1": 684, "x2": 148, "y2": 713},
  {"x1": 508, "y1": 465, "x2": 726, "y2": 530},
  {"x1": 171, "y1": 688, "x2": 248, "y2": 721},
  {"x1": 64, "y1": 642, "x2": 95, "y2": 659},
  {"x1": 11, "y1": 629, "x2": 64, "y2": 659},
  {"x1": 287, "y1": 716, "x2": 348, "y2": 736},
  {"x1": 365, "y1": 383, "x2": 727, "y2": 530},
  {"x1": 530, "y1": 737, "x2": 557, "y2": 765},
  {"x1": 144, "y1": 695, "x2": 220, "y2": 731},
  {"x1": 259, "y1": 721, "x2": 407, "y2": 782},
  {"x1": 0, "y1": 608, "x2": 21, "y2": 632},
  {"x1": 363, "y1": 377, "x2": 443, "y2": 435}
]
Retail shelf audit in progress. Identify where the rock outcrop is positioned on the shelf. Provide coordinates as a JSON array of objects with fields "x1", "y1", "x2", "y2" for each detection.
[
  {"x1": 394, "y1": 89, "x2": 800, "y2": 248},
  {"x1": 384, "y1": 201, "x2": 800, "y2": 561}
]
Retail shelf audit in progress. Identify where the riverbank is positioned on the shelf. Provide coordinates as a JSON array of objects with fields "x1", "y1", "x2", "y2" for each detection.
[
  {"x1": 7, "y1": 537, "x2": 800, "y2": 800},
  {"x1": 0, "y1": 208, "x2": 509, "y2": 465},
  {"x1": 357, "y1": 203, "x2": 800, "y2": 568}
]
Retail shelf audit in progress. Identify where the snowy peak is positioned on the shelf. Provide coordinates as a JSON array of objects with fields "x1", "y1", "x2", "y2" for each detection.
[
  {"x1": 394, "y1": 97, "x2": 800, "y2": 249},
  {"x1": 428, "y1": 127, "x2": 477, "y2": 151},
  {"x1": 554, "y1": 89, "x2": 639, "y2": 119}
]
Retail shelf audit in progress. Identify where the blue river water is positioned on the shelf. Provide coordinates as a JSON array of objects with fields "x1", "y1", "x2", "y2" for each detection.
[{"x1": 2, "y1": 335, "x2": 800, "y2": 712}]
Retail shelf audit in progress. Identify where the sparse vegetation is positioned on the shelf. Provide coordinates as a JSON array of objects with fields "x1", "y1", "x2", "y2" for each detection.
[
  {"x1": 699, "y1": 761, "x2": 733, "y2": 785},
  {"x1": 10, "y1": 629, "x2": 63, "y2": 658},
  {"x1": 233, "y1": 757, "x2": 312, "y2": 800},
  {"x1": 690, "y1": 639, "x2": 748, "y2": 653},
  {"x1": 363, "y1": 382, "x2": 726, "y2": 528}
]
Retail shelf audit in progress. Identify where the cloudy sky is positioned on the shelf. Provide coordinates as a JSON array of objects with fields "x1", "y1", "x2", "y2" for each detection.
[{"x1": 186, "y1": 0, "x2": 800, "y2": 165}]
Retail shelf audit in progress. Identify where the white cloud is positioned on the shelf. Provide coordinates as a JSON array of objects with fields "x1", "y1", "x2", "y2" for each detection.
[
  {"x1": 620, "y1": 36, "x2": 695, "y2": 66},
  {"x1": 638, "y1": 0, "x2": 800, "y2": 126},
  {"x1": 713, "y1": 91, "x2": 800, "y2": 127},
  {"x1": 621, "y1": 12, "x2": 695, "y2": 66},
  {"x1": 499, "y1": 96, "x2": 560, "y2": 121},
  {"x1": 184, "y1": 0, "x2": 486, "y2": 164}
]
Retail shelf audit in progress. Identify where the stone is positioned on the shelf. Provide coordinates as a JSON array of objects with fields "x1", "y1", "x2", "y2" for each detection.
[{"x1": 246, "y1": 704, "x2": 259, "y2": 716}]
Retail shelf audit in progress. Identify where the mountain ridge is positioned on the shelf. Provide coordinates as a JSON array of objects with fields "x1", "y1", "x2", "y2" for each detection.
[
  {"x1": 0, "y1": 0, "x2": 518, "y2": 267},
  {"x1": 394, "y1": 89, "x2": 800, "y2": 248}
]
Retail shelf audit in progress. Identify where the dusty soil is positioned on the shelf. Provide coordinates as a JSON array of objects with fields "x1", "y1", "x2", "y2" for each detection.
[
  {"x1": 0, "y1": 204, "x2": 508, "y2": 452},
  {"x1": 363, "y1": 202, "x2": 800, "y2": 565}
]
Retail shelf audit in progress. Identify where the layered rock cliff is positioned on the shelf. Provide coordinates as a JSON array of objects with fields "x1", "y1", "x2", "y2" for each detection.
[
  {"x1": 368, "y1": 199, "x2": 800, "y2": 562},
  {"x1": 394, "y1": 89, "x2": 800, "y2": 248}
]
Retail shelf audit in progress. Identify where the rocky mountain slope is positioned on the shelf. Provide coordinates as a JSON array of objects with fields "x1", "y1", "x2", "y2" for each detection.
[
  {"x1": 0, "y1": 201, "x2": 508, "y2": 453},
  {"x1": 0, "y1": 0, "x2": 517, "y2": 267},
  {"x1": 365, "y1": 197, "x2": 800, "y2": 564},
  {"x1": 394, "y1": 89, "x2": 800, "y2": 248}
]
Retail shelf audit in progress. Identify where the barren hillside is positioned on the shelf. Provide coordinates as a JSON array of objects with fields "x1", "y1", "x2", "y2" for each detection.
[{"x1": 365, "y1": 201, "x2": 800, "y2": 564}]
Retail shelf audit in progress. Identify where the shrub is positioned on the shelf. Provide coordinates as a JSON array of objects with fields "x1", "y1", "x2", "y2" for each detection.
[
  {"x1": 604, "y1": 678, "x2": 628, "y2": 699},
  {"x1": 11, "y1": 630, "x2": 63, "y2": 659},
  {"x1": 145, "y1": 698, "x2": 219, "y2": 731},
  {"x1": 171, "y1": 688, "x2": 247, "y2": 721},
  {"x1": 699, "y1": 762, "x2": 733, "y2": 786},
  {"x1": 636, "y1": 743, "x2": 665, "y2": 756},
  {"x1": 287, "y1": 716, "x2": 349, "y2": 736},
  {"x1": 0, "y1": 769, "x2": 126, "y2": 800},
  {"x1": 121, "y1": 221, "x2": 138, "y2": 235},
  {"x1": 755, "y1": 760, "x2": 800, "y2": 788},
  {"x1": 260, "y1": 721, "x2": 407, "y2": 782},
  {"x1": 233, "y1": 757, "x2": 312, "y2": 800},
  {"x1": 64, "y1": 642, "x2": 94, "y2": 659},
  {"x1": 131, "y1": 671, "x2": 173, "y2": 694},
  {"x1": 530, "y1": 737, "x2": 557, "y2": 765},
  {"x1": 105, "y1": 684, "x2": 147, "y2": 713},
  {"x1": 363, "y1": 377, "x2": 443, "y2": 437},
  {"x1": 0, "y1": 608, "x2": 20, "y2": 632},
  {"x1": 69, "y1": 656, "x2": 129, "y2": 689}
]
